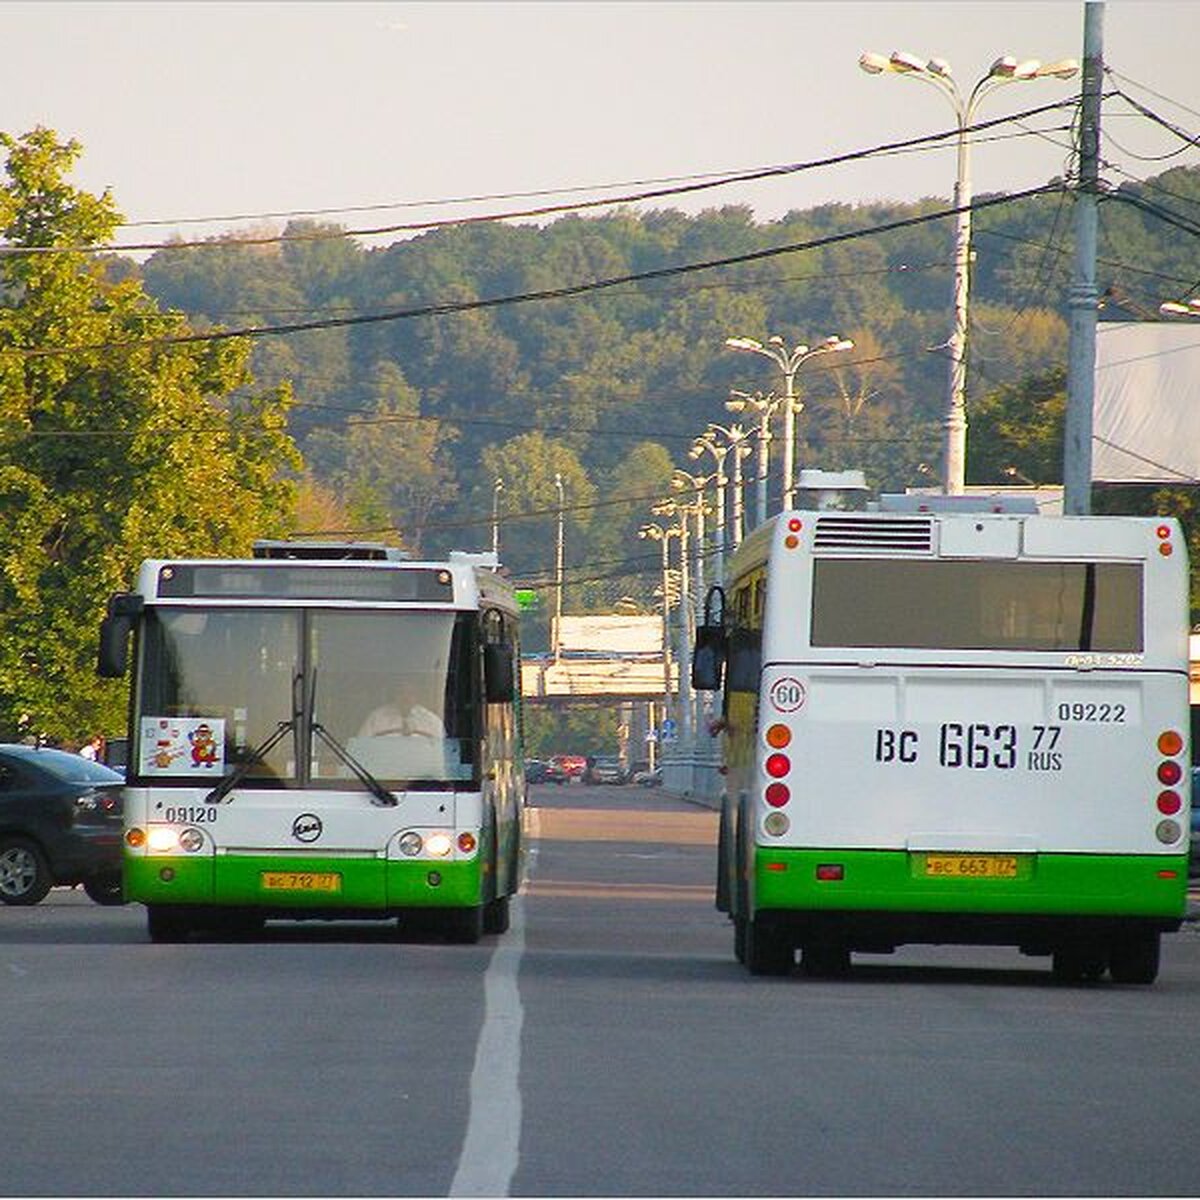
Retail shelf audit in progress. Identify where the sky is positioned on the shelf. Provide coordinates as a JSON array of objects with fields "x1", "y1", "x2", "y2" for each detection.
[{"x1": 3, "y1": 1, "x2": 1199, "y2": 253}]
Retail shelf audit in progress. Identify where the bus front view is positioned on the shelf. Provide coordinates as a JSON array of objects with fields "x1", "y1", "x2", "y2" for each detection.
[{"x1": 98, "y1": 548, "x2": 524, "y2": 943}]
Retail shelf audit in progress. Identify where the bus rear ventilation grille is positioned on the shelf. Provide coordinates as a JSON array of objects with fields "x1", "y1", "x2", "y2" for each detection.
[{"x1": 813, "y1": 517, "x2": 933, "y2": 552}]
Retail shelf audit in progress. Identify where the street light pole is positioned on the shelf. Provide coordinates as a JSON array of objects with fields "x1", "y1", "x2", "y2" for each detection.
[
  {"x1": 694, "y1": 423, "x2": 753, "y2": 554},
  {"x1": 651, "y1": 497, "x2": 694, "y2": 746},
  {"x1": 725, "y1": 335, "x2": 853, "y2": 510},
  {"x1": 553, "y1": 471, "x2": 564, "y2": 664},
  {"x1": 689, "y1": 435, "x2": 729, "y2": 584},
  {"x1": 671, "y1": 469, "x2": 711, "y2": 601},
  {"x1": 859, "y1": 49, "x2": 1078, "y2": 493},
  {"x1": 726, "y1": 389, "x2": 781, "y2": 529},
  {"x1": 491, "y1": 476, "x2": 504, "y2": 558}
]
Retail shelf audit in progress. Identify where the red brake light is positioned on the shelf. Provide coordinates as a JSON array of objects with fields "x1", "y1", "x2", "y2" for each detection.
[
  {"x1": 765, "y1": 782, "x2": 790, "y2": 808},
  {"x1": 765, "y1": 753, "x2": 790, "y2": 778},
  {"x1": 1158, "y1": 761, "x2": 1183, "y2": 786},
  {"x1": 1157, "y1": 791, "x2": 1182, "y2": 815}
]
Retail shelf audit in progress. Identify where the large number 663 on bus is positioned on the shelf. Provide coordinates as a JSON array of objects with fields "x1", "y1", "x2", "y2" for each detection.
[
  {"x1": 693, "y1": 499, "x2": 1191, "y2": 984},
  {"x1": 97, "y1": 541, "x2": 524, "y2": 944}
]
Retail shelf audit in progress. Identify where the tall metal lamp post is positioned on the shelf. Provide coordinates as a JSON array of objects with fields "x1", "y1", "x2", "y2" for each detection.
[
  {"x1": 858, "y1": 49, "x2": 1078, "y2": 493},
  {"x1": 695, "y1": 423, "x2": 753, "y2": 551},
  {"x1": 726, "y1": 389, "x2": 783, "y2": 529},
  {"x1": 671, "y1": 468, "x2": 712, "y2": 602},
  {"x1": 553, "y1": 472, "x2": 564, "y2": 664},
  {"x1": 491, "y1": 476, "x2": 504, "y2": 558},
  {"x1": 638, "y1": 521, "x2": 679, "y2": 722},
  {"x1": 724, "y1": 335, "x2": 853, "y2": 510},
  {"x1": 650, "y1": 497, "x2": 695, "y2": 745}
]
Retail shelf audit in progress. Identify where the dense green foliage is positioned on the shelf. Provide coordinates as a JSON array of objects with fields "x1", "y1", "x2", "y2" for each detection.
[
  {"x1": 0, "y1": 129, "x2": 299, "y2": 742},
  {"x1": 4, "y1": 126, "x2": 1200, "y2": 741}
]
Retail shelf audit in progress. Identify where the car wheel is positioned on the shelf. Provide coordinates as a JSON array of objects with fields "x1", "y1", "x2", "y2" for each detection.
[
  {"x1": 82, "y1": 873, "x2": 126, "y2": 906},
  {"x1": 0, "y1": 837, "x2": 53, "y2": 905}
]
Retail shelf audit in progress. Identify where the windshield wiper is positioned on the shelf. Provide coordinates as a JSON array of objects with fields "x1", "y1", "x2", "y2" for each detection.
[
  {"x1": 205, "y1": 718, "x2": 294, "y2": 805},
  {"x1": 311, "y1": 722, "x2": 398, "y2": 807}
]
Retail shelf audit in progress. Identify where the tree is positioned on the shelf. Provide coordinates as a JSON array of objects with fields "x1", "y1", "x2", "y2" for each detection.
[{"x1": 0, "y1": 128, "x2": 298, "y2": 743}]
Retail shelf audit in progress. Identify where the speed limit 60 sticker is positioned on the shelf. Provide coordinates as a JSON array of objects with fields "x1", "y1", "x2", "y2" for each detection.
[{"x1": 768, "y1": 677, "x2": 807, "y2": 712}]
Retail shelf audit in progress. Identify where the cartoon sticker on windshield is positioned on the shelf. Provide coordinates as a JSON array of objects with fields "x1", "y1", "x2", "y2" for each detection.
[{"x1": 141, "y1": 717, "x2": 226, "y2": 776}]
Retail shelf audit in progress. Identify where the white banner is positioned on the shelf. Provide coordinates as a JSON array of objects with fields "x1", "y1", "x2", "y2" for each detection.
[{"x1": 1093, "y1": 322, "x2": 1200, "y2": 483}]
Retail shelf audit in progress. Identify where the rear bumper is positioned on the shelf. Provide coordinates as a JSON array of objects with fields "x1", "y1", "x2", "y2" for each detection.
[{"x1": 753, "y1": 847, "x2": 1188, "y2": 921}]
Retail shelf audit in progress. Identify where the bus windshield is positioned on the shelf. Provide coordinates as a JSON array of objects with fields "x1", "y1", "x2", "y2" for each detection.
[
  {"x1": 133, "y1": 607, "x2": 479, "y2": 786},
  {"x1": 810, "y1": 558, "x2": 1143, "y2": 652}
]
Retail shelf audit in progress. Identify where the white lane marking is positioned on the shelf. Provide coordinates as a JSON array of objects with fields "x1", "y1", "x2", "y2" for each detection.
[{"x1": 449, "y1": 898, "x2": 527, "y2": 1197}]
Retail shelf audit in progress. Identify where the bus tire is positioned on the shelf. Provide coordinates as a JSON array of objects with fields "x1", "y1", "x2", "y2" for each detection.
[
  {"x1": 0, "y1": 838, "x2": 52, "y2": 905},
  {"x1": 733, "y1": 916, "x2": 747, "y2": 963},
  {"x1": 1109, "y1": 932, "x2": 1160, "y2": 984},
  {"x1": 443, "y1": 905, "x2": 483, "y2": 945},
  {"x1": 715, "y1": 804, "x2": 732, "y2": 913},
  {"x1": 802, "y1": 944, "x2": 852, "y2": 977},
  {"x1": 483, "y1": 894, "x2": 510, "y2": 935},
  {"x1": 745, "y1": 918, "x2": 792, "y2": 976},
  {"x1": 1051, "y1": 947, "x2": 1106, "y2": 983},
  {"x1": 147, "y1": 905, "x2": 194, "y2": 943}
]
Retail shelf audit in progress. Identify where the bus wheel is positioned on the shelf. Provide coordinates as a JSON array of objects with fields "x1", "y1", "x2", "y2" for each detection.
[
  {"x1": 483, "y1": 894, "x2": 510, "y2": 935},
  {"x1": 443, "y1": 905, "x2": 483, "y2": 945},
  {"x1": 147, "y1": 905, "x2": 193, "y2": 943},
  {"x1": 1051, "y1": 948, "x2": 1107, "y2": 983},
  {"x1": 1109, "y1": 932, "x2": 1160, "y2": 984},
  {"x1": 733, "y1": 917, "x2": 747, "y2": 964},
  {"x1": 802, "y1": 945, "x2": 852, "y2": 977},
  {"x1": 745, "y1": 918, "x2": 792, "y2": 976}
]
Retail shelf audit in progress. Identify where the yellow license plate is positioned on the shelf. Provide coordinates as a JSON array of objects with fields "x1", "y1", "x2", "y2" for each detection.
[
  {"x1": 260, "y1": 871, "x2": 342, "y2": 893},
  {"x1": 923, "y1": 854, "x2": 1018, "y2": 879}
]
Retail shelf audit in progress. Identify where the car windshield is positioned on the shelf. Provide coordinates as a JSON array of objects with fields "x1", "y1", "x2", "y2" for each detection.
[{"x1": 10, "y1": 749, "x2": 124, "y2": 785}]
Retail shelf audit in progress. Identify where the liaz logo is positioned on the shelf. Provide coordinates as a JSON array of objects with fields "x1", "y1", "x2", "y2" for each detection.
[{"x1": 292, "y1": 814, "x2": 323, "y2": 843}]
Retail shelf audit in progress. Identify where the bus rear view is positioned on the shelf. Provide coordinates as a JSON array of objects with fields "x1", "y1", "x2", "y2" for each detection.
[{"x1": 701, "y1": 505, "x2": 1191, "y2": 982}]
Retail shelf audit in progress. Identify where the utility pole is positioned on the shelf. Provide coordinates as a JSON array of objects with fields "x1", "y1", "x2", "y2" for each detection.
[{"x1": 1063, "y1": 2, "x2": 1104, "y2": 514}]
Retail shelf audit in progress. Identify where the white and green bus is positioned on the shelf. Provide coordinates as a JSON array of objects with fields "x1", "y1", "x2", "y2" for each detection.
[
  {"x1": 98, "y1": 542, "x2": 524, "y2": 943},
  {"x1": 694, "y1": 500, "x2": 1191, "y2": 983}
]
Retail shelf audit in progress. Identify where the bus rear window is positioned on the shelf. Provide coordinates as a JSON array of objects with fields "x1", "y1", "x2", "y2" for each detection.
[{"x1": 810, "y1": 559, "x2": 1143, "y2": 651}]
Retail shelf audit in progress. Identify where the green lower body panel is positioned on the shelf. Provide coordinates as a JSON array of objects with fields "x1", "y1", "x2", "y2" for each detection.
[
  {"x1": 125, "y1": 852, "x2": 484, "y2": 911},
  {"x1": 754, "y1": 848, "x2": 1188, "y2": 919}
]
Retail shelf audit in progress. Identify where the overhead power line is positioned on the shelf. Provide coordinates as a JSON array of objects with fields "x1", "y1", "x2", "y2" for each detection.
[
  {"x1": 0, "y1": 98, "x2": 1081, "y2": 258},
  {"x1": 5, "y1": 183, "x2": 1067, "y2": 361}
]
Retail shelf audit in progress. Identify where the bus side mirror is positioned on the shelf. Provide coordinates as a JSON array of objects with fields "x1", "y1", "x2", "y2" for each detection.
[
  {"x1": 97, "y1": 593, "x2": 143, "y2": 679},
  {"x1": 692, "y1": 584, "x2": 727, "y2": 691},
  {"x1": 692, "y1": 624, "x2": 727, "y2": 692},
  {"x1": 484, "y1": 643, "x2": 516, "y2": 703}
]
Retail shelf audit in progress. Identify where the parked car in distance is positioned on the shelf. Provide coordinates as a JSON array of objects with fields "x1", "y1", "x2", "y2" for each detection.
[
  {"x1": 0, "y1": 745, "x2": 126, "y2": 905},
  {"x1": 633, "y1": 766, "x2": 662, "y2": 788},
  {"x1": 549, "y1": 754, "x2": 587, "y2": 783},
  {"x1": 588, "y1": 756, "x2": 627, "y2": 784},
  {"x1": 524, "y1": 758, "x2": 548, "y2": 784}
]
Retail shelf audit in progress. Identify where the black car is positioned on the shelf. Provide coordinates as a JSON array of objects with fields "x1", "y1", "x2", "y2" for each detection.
[
  {"x1": 0, "y1": 745, "x2": 125, "y2": 905},
  {"x1": 524, "y1": 758, "x2": 548, "y2": 784}
]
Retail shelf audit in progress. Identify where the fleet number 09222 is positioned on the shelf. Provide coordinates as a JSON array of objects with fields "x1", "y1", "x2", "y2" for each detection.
[{"x1": 874, "y1": 723, "x2": 1063, "y2": 770}]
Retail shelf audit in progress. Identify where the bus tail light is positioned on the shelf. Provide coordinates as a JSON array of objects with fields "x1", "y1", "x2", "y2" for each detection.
[
  {"x1": 1157, "y1": 730, "x2": 1184, "y2": 756},
  {"x1": 1156, "y1": 820, "x2": 1182, "y2": 845},
  {"x1": 765, "y1": 782, "x2": 790, "y2": 808},
  {"x1": 766, "y1": 724, "x2": 791, "y2": 748},
  {"x1": 763, "y1": 812, "x2": 790, "y2": 837},
  {"x1": 1157, "y1": 791, "x2": 1182, "y2": 815},
  {"x1": 1157, "y1": 761, "x2": 1182, "y2": 786},
  {"x1": 765, "y1": 753, "x2": 790, "y2": 778},
  {"x1": 425, "y1": 833, "x2": 453, "y2": 858},
  {"x1": 815, "y1": 864, "x2": 844, "y2": 882}
]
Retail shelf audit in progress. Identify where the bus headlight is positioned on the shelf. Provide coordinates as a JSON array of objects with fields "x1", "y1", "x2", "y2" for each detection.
[
  {"x1": 398, "y1": 832, "x2": 423, "y2": 857},
  {"x1": 147, "y1": 827, "x2": 178, "y2": 853},
  {"x1": 425, "y1": 832, "x2": 453, "y2": 857}
]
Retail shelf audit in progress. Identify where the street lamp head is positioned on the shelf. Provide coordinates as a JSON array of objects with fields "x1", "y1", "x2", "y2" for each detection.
[
  {"x1": 889, "y1": 49, "x2": 927, "y2": 73},
  {"x1": 1035, "y1": 58, "x2": 1079, "y2": 79},
  {"x1": 1011, "y1": 58, "x2": 1041, "y2": 79},
  {"x1": 637, "y1": 524, "x2": 662, "y2": 541},
  {"x1": 926, "y1": 57, "x2": 952, "y2": 79},
  {"x1": 767, "y1": 335, "x2": 785, "y2": 346},
  {"x1": 988, "y1": 55, "x2": 1018, "y2": 78},
  {"x1": 858, "y1": 50, "x2": 889, "y2": 74},
  {"x1": 724, "y1": 336, "x2": 762, "y2": 353}
]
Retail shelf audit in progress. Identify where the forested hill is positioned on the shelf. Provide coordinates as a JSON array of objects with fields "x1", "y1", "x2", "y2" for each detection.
[{"x1": 137, "y1": 165, "x2": 1200, "y2": 600}]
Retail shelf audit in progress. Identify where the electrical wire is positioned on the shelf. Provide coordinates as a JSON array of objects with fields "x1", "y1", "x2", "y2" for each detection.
[{"x1": 2, "y1": 183, "x2": 1067, "y2": 361}]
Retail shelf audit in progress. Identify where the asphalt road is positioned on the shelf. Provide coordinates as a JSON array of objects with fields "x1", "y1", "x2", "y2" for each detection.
[{"x1": 2, "y1": 782, "x2": 1198, "y2": 1197}]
